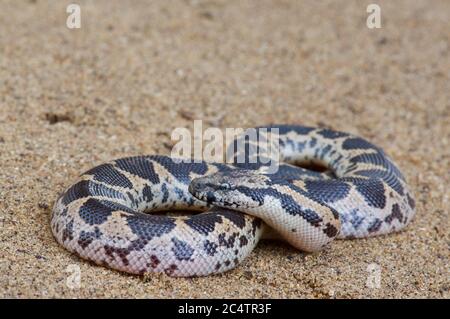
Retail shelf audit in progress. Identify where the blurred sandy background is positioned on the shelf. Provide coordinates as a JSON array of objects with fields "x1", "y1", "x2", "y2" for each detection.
[{"x1": 0, "y1": 0, "x2": 448, "y2": 298}]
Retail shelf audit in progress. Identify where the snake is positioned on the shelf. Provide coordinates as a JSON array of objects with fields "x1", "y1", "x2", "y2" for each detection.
[{"x1": 51, "y1": 125, "x2": 416, "y2": 277}]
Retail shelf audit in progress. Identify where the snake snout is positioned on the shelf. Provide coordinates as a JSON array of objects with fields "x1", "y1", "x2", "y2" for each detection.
[
  {"x1": 189, "y1": 179, "x2": 213, "y2": 192},
  {"x1": 189, "y1": 175, "x2": 231, "y2": 200},
  {"x1": 188, "y1": 180, "x2": 217, "y2": 206},
  {"x1": 189, "y1": 174, "x2": 264, "y2": 210}
]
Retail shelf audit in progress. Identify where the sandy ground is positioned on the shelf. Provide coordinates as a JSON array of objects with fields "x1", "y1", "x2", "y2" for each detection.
[{"x1": 0, "y1": 0, "x2": 449, "y2": 298}]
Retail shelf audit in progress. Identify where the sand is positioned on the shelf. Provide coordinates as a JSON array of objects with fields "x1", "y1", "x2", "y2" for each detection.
[{"x1": 0, "y1": 0, "x2": 448, "y2": 298}]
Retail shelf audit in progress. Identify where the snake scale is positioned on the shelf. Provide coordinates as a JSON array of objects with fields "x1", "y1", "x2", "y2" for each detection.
[{"x1": 51, "y1": 125, "x2": 415, "y2": 277}]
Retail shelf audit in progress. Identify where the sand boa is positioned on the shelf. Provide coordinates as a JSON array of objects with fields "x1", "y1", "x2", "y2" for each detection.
[{"x1": 51, "y1": 125, "x2": 415, "y2": 276}]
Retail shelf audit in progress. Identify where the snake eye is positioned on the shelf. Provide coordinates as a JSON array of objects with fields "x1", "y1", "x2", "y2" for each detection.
[{"x1": 220, "y1": 182, "x2": 232, "y2": 190}]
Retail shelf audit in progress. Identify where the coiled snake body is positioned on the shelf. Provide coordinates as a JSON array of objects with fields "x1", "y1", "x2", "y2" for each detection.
[{"x1": 51, "y1": 125, "x2": 415, "y2": 276}]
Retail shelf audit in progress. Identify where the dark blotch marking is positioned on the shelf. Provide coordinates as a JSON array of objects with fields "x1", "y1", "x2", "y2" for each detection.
[
  {"x1": 239, "y1": 185, "x2": 331, "y2": 224},
  {"x1": 150, "y1": 255, "x2": 160, "y2": 268},
  {"x1": 62, "y1": 180, "x2": 91, "y2": 205},
  {"x1": 349, "y1": 152, "x2": 404, "y2": 182},
  {"x1": 301, "y1": 208, "x2": 323, "y2": 227},
  {"x1": 78, "y1": 199, "x2": 110, "y2": 226},
  {"x1": 99, "y1": 199, "x2": 136, "y2": 214},
  {"x1": 103, "y1": 238, "x2": 148, "y2": 267},
  {"x1": 319, "y1": 144, "x2": 332, "y2": 159},
  {"x1": 239, "y1": 235, "x2": 248, "y2": 247},
  {"x1": 142, "y1": 185, "x2": 153, "y2": 203},
  {"x1": 317, "y1": 129, "x2": 349, "y2": 139},
  {"x1": 62, "y1": 220, "x2": 74, "y2": 242},
  {"x1": 407, "y1": 193, "x2": 415, "y2": 210},
  {"x1": 218, "y1": 232, "x2": 237, "y2": 248},
  {"x1": 165, "y1": 264, "x2": 178, "y2": 276},
  {"x1": 126, "y1": 213, "x2": 176, "y2": 241},
  {"x1": 217, "y1": 210, "x2": 246, "y2": 229},
  {"x1": 151, "y1": 155, "x2": 210, "y2": 183},
  {"x1": 77, "y1": 234, "x2": 93, "y2": 249},
  {"x1": 103, "y1": 245, "x2": 130, "y2": 266},
  {"x1": 347, "y1": 209, "x2": 365, "y2": 230},
  {"x1": 384, "y1": 204, "x2": 403, "y2": 224},
  {"x1": 171, "y1": 237, "x2": 194, "y2": 261},
  {"x1": 367, "y1": 219, "x2": 383, "y2": 233},
  {"x1": 84, "y1": 163, "x2": 133, "y2": 189},
  {"x1": 204, "y1": 240, "x2": 218, "y2": 256},
  {"x1": 251, "y1": 218, "x2": 262, "y2": 236},
  {"x1": 60, "y1": 207, "x2": 68, "y2": 217},
  {"x1": 79, "y1": 198, "x2": 136, "y2": 226},
  {"x1": 348, "y1": 178, "x2": 386, "y2": 209},
  {"x1": 62, "y1": 180, "x2": 126, "y2": 206},
  {"x1": 184, "y1": 213, "x2": 222, "y2": 235},
  {"x1": 303, "y1": 180, "x2": 350, "y2": 203},
  {"x1": 161, "y1": 183, "x2": 169, "y2": 203},
  {"x1": 351, "y1": 167, "x2": 404, "y2": 196},
  {"x1": 173, "y1": 186, "x2": 185, "y2": 200},
  {"x1": 323, "y1": 223, "x2": 339, "y2": 238},
  {"x1": 78, "y1": 227, "x2": 101, "y2": 249},
  {"x1": 258, "y1": 124, "x2": 315, "y2": 135},
  {"x1": 115, "y1": 157, "x2": 160, "y2": 184},
  {"x1": 342, "y1": 137, "x2": 378, "y2": 151}
]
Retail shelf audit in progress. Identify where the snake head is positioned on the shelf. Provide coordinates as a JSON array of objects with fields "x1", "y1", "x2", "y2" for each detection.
[{"x1": 189, "y1": 169, "x2": 271, "y2": 209}]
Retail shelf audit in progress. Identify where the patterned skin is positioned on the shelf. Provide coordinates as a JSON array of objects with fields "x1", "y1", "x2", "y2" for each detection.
[{"x1": 51, "y1": 125, "x2": 415, "y2": 276}]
